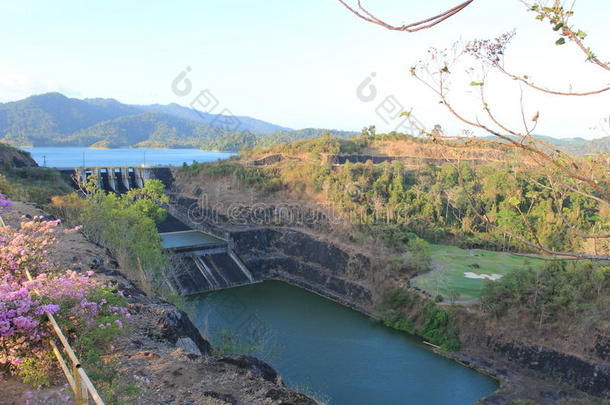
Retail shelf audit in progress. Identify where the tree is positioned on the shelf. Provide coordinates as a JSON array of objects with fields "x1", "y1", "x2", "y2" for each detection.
[{"x1": 340, "y1": 0, "x2": 610, "y2": 260}]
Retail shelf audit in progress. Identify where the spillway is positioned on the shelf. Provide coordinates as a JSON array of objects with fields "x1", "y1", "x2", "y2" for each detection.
[{"x1": 161, "y1": 230, "x2": 258, "y2": 295}]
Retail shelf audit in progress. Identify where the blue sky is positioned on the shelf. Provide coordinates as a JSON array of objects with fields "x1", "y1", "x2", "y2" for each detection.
[{"x1": 1, "y1": 0, "x2": 608, "y2": 138}]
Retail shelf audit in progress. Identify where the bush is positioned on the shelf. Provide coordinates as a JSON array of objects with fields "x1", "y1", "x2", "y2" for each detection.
[
  {"x1": 419, "y1": 304, "x2": 461, "y2": 351},
  {"x1": 378, "y1": 287, "x2": 461, "y2": 351},
  {"x1": 50, "y1": 180, "x2": 168, "y2": 292},
  {"x1": 49, "y1": 193, "x2": 86, "y2": 225}
]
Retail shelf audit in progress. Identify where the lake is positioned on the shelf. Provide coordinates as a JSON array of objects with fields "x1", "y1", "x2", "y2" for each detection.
[
  {"x1": 185, "y1": 281, "x2": 498, "y2": 405},
  {"x1": 22, "y1": 147, "x2": 234, "y2": 168}
]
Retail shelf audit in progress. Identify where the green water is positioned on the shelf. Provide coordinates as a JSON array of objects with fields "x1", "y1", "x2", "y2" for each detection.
[{"x1": 185, "y1": 281, "x2": 498, "y2": 405}]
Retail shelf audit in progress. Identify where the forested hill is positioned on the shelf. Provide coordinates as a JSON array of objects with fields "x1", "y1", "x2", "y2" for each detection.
[
  {"x1": 0, "y1": 93, "x2": 356, "y2": 150},
  {"x1": 2, "y1": 93, "x2": 605, "y2": 153}
]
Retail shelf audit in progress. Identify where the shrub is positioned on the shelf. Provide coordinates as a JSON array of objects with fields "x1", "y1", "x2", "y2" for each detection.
[
  {"x1": 0, "y1": 277, "x2": 60, "y2": 382},
  {"x1": 480, "y1": 261, "x2": 610, "y2": 333},
  {"x1": 0, "y1": 210, "x2": 130, "y2": 392},
  {"x1": 378, "y1": 287, "x2": 461, "y2": 351},
  {"x1": 48, "y1": 194, "x2": 86, "y2": 226},
  {"x1": 419, "y1": 303, "x2": 461, "y2": 351},
  {"x1": 50, "y1": 180, "x2": 168, "y2": 292},
  {"x1": 0, "y1": 168, "x2": 71, "y2": 205}
]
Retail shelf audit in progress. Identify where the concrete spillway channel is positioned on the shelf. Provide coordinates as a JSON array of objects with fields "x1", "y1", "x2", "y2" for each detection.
[
  {"x1": 99, "y1": 168, "x2": 112, "y2": 192},
  {"x1": 160, "y1": 230, "x2": 258, "y2": 295},
  {"x1": 113, "y1": 168, "x2": 129, "y2": 193}
]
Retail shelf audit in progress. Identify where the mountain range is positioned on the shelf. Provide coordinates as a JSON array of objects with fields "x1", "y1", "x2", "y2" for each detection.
[
  {"x1": 0, "y1": 93, "x2": 607, "y2": 154},
  {"x1": 0, "y1": 93, "x2": 355, "y2": 151}
]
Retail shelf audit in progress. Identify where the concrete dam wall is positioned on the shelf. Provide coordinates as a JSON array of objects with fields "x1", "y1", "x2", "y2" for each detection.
[{"x1": 60, "y1": 166, "x2": 175, "y2": 193}]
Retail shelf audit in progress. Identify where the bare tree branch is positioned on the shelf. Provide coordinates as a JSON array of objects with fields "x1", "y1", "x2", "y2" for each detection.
[
  {"x1": 465, "y1": 31, "x2": 610, "y2": 96},
  {"x1": 434, "y1": 148, "x2": 609, "y2": 260},
  {"x1": 497, "y1": 65, "x2": 610, "y2": 96},
  {"x1": 336, "y1": 0, "x2": 474, "y2": 32},
  {"x1": 410, "y1": 65, "x2": 610, "y2": 203}
]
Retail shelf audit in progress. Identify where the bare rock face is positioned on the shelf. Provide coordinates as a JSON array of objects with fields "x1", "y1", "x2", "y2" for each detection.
[
  {"x1": 146, "y1": 304, "x2": 212, "y2": 355},
  {"x1": 490, "y1": 340, "x2": 610, "y2": 398},
  {"x1": 0, "y1": 144, "x2": 37, "y2": 168},
  {"x1": 216, "y1": 355, "x2": 281, "y2": 385},
  {"x1": 230, "y1": 228, "x2": 374, "y2": 313}
]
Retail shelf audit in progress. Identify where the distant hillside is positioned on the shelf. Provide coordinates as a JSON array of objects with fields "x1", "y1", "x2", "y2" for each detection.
[
  {"x1": 481, "y1": 134, "x2": 610, "y2": 156},
  {"x1": 552, "y1": 136, "x2": 610, "y2": 155},
  {"x1": 61, "y1": 112, "x2": 223, "y2": 149},
  {"x1": 137, "y1": 103, "x2": 291, "y2": 134},
  {"x1": 0, "y1": 93, "x2": 297, "y2": 150}
]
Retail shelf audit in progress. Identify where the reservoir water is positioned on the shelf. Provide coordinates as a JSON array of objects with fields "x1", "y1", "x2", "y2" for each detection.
[
  {"x1": 22, "y1": 147, "x2": 234, "y2": 167},
  {"x1": 185, "y1": 281, "x2": 499, "y2": 405}
]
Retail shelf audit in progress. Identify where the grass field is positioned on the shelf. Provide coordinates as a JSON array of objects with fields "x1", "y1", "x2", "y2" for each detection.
[{"x1": 410, "y1": 244, "x2": 549, "y2": 302}]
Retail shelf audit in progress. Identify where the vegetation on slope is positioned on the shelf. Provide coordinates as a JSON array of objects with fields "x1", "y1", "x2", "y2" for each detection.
[
  {"x1": 0, "y1": 141, "x2": 72, "y2": 204},
  {"x1": 481, "y1": 260, "x2": 609, "y2": 335},
  {"x1": 379, "y1": 287, "x2": 462, "y2": 351},
  {"x1": 49, "y1": 180, "x2": 169, "y2": 291},
  {"x1": 0, "y1": 168, "x2": 72, "y2": 205},
  {"x1": 235, "y1": 136, "x2": 607, "y2": 257}
]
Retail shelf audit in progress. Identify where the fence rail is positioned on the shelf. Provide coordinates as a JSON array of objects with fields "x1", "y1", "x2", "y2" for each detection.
[{"x1": 24, "y1": 270, "x2": 105, "y2": 405}]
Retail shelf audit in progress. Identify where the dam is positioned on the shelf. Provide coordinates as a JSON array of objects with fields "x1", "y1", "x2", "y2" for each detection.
[
  {"x1": 59, "y1": 166, "x2": 175, "y2": 193},
  {"x1": 160, "y1": 230, "x2": 258, "y2": 295}
]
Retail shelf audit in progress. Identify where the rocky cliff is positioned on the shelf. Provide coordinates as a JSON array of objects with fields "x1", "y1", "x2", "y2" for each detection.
[
  {"x1": 230, "y1": 227, "x2": 373, "y2": 313},
  {"x1": 489, "y1": 339, "x2": 610, "y2": 398},
  {"x1": 0, "y1": 143, "x2": 37, "y2": 169}
]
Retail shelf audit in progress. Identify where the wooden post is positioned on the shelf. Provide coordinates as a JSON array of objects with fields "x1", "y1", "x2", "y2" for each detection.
[
  {"x1": 73, "y1": 364, "x2": 84, "y2": 405},
  {"x1": 81, "y1": 376, "x2": 89, "y2": 405}
]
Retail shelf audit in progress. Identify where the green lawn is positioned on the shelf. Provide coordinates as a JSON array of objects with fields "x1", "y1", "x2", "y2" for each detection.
[{"x1": 410, "y1": 244, "x2": 548, "y2": 302}]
